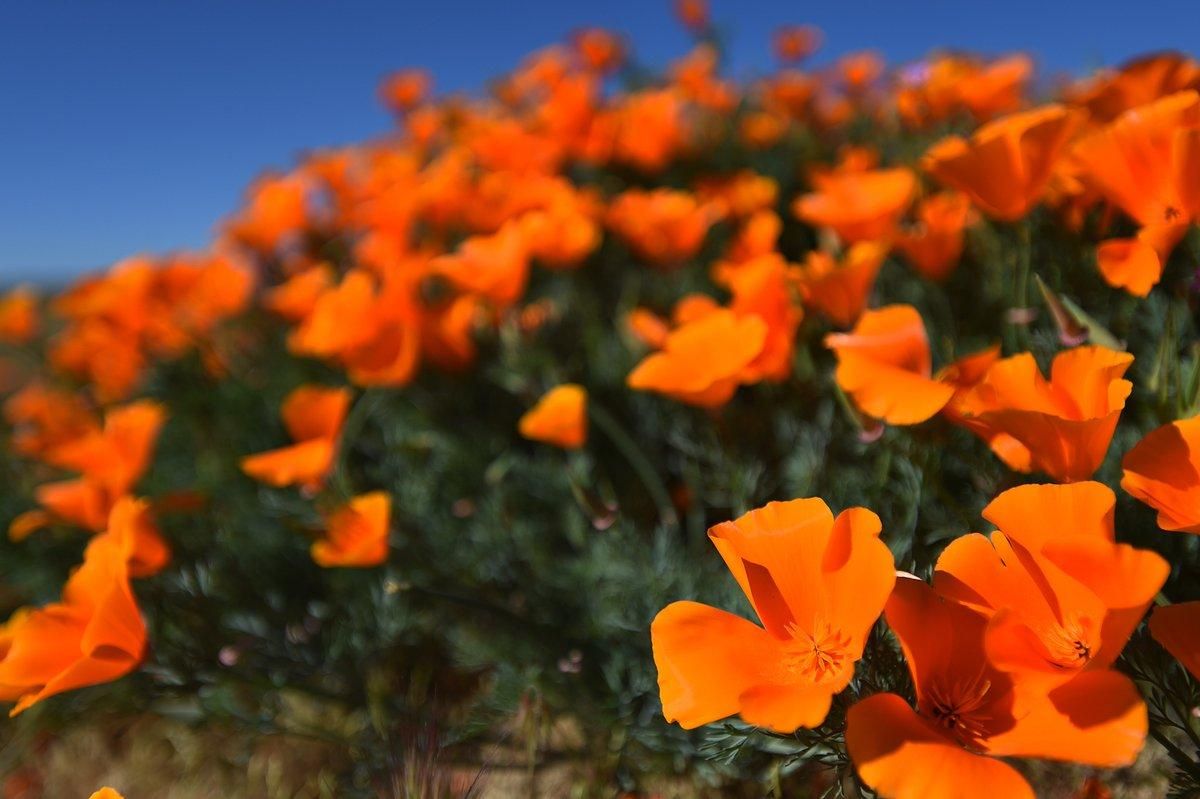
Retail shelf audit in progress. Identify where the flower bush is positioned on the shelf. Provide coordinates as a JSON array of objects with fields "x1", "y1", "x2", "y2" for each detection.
[{"x1": 4, "y1": 3, "x2": 1200, "y2": 796}]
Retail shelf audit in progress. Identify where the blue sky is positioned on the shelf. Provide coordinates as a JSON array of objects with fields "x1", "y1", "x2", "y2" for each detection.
[{"x1": 2, "y1": 0, "x2": 1198, "y2": 281}]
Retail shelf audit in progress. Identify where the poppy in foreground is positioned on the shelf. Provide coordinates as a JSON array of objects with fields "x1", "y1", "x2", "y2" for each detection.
[
  {"x1": 241, "y1": 385, "x2": 352, "y2": 492},
  {"x1": 519, "y1": 384, "x2": 588, "y2": 449},
  {"x1": 1121, "y1": 414, "x2": 1200, "y2": 533},
  {"x1": 952, "y1": 346, "x2": 1134, "y2": 482},
  {"x1": 89, "y1": 791, "x2": 125, "y2": 799},
  {"x1": 651, "y1": 498, "x2": 895, "y2": 732},
  {"x1": 0, "y1": 535, "x2": 146, "y2": 716},
  {"x1": 825, "y1": 305, "x2": 955, "y2": 425},
  {"x1": 934, "y1": 482, "x2": 1167, "y2": 686},
  {"x1": 847, "y1": 576, "x2": 1148, "y2": 799},
  {"x1": 312, "y1": 492, "x2": 392, "y2": 568}
]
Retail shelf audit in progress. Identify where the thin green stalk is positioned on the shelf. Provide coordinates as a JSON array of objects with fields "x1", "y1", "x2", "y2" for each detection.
[
  {"x1": 1012, "y1": 218, "x2": 1034, "y2": 351},
  {"x1": 589, "y1": 402, "x2": 679, "y2": 533}
]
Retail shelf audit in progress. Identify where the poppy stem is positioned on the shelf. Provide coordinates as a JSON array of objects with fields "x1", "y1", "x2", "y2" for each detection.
[
  {"x1": 333, "y1": 387, "x2": 388, "y2": 496},
  {"x1": 1012, "y1": 218, "x2": 1033, "y2": 350},
  {"x1": 588, "y1": 402, "x2": 679, "y2": 533}
]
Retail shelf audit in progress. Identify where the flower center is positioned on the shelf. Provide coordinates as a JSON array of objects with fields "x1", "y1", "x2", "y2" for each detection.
[
  {"x1": 924, "y1": 671, "x2": 995, "y2": 749},
  {"x1": 777, "y1": 620, "x2": 854, "y2": 685},
  {"x1": 1043, "y1": 617, "x2": 1094, "y2": 670}
]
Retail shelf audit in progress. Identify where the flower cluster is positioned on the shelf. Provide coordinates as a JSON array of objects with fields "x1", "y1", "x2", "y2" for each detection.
[{"x1": 4, "y1": 2, "x2": 1200, "y2": 795}]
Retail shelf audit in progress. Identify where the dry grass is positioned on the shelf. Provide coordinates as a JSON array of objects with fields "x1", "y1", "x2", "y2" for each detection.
[{"x1": 1, "y1": 711, "x2": 1175, "y2": 799}]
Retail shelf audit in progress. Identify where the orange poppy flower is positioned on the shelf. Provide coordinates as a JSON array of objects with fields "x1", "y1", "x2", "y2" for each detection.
[
  {"x1": 627, "y1": 309, "x2": 767, "y2": 408},
  {"x1": 1121, "y1": 415, "x2": 1200, "y2": 533},
  {"x1": 922, "y1": 105, "x2": 1083, "y2": 220},
  {"x1": 670, "y1": 293, "x2": 722, "y2": 325},
  {"x1": 695, "y1": 171, "x2": 779, "y2": 219},
  {"x1": 42, "y1": 400, "x2": 166, "y2": 502},
  {"x1": 838, "y1": 51, "x2": 884, "y2": 93},
  {"x1": 4, "y1": 383, "x2": 98, "y2": 459},
  {"x1": 311, "y1": 492, "x2": 391, "y2": 568},
  {"x1": 607, "y1": 189, "x2": 724, "y2": 267},
  {"x1": 10, "y1": 401, "x2": 167, "y2": 539},
  {"x1": 847, "y1": 575, "x2": 1149, "y2": 799},
  {"x1": 951, "y1": 346, "x2": 1134, "y2": 482},
  {"x1": 571, "y1": 28, "x2": 624, "y2": 74},
  {"x1": 742, "y1": 111, "x2": 786, "y2": 150},
  {"x1": 225, "y1": 173, "x2": 309, "y2": 253},
  {"x1": 103, "y1": 496, "x2": 172, "y2": 579},
  {"x1": 432, "y1": 221, "x2": 531, "y2": 311},
  {"x1": 652, "y1": 499, "x2": 894, "y2": 731},
  {"x1": 518, "y1": 384, "x2": 588, "y2": 449},
  {"x1": 241, "y1": 385, "x2": 352, "y2": 492},
  {"x1": 49, "y1": 316, "x2": 147, "y2": 403},
  {"x1": 761, "y1": 70, "x2": 818, "y2": 120},
  {"x1": 670, "y1": 45, "x2": 736, "y2": 113},
  {"x1": 0, "y1": 534, "x2": 146, "y2": 716},
  {"x1": 379, "y1": 69, "x2": 431, "y2": 114},
  {"x1": 896, "y1": 192, "x2": 974, "y2": 281},
  {"x1": 673, "y1": 0, "x2": 708, "y2": 32},
  {"x1": 625, "y1": 308, "x2": 671, "y2": 350},
  {"x1": 1073, "y1": 91, "x2": 1200, "y2": 293},
  {"x1": 793, "y1": 167, "x2": 914, "y2": 244},
  {"x1": 727, "y1": 210, "x2": 782, "y2": 263},
  {"x1": 0, "y1": 286, "x2": 38, "y2": 344},
  {"x1": 604, "y1": 89, "x2": 689, "y2": 173},
  {"x1": 47, "y1": 252, "x2": 250, "y2": 400},
  {"x1": 719, "y1": 253, "x2": 804, "y2": 381},
  {"x1": 517, "y1": 199, "x2": 601, "y2": 269},
  {"x1": 288, "y1": 270, "x2": 382, "y2": 357},
  {"x1": 420, "y1": 294, "x2": 481, "y2": 373},
  {"x1": 287, "y1": 265, "x2": 423, "y2": 388},
  {"x1": 936, "y1": 343, "x2": 1009, "y2": 436},
  {"x1": 825, "y1": 305, "x2": 955, "y2": 425},
  {"x1": 89, "y1": 790, "x2": 125, "y2": 799},
  {"x1": 1149, "y1": 601, "x2": 1200, "y2": 680},
  {"x1": 934, "y1": 482, "x2": 1167, "y2": 685},
  {"x1": 1093, "y1": 227, "x2": 1186, "y2": 297},
  {"x1": 772, "y1": 25, "x2": 821, "y2": 64},
  {"x1": 792, "y1": 241, "x2": 888, "y2": 327},
  {"x1": 1081, "y1": 93, "x2": 1200, "y2": 209},
  {"x1": 263, "y1": 263, "x2": 335, "y2": 321},
  {"x1": 957, "y1": 54, "x2": 1033, "y2": 122},
  {"x1": 1069, "y1": 53, "x2": 1200, "y2": 123},
  {"x1": 901, "y1": 54, "x2": 1031, "y2": 128}
]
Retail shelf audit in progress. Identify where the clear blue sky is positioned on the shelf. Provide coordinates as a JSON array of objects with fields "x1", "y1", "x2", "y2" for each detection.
[{"x1": 2, "y1": 0, "x2": 1197, "y2": 282}]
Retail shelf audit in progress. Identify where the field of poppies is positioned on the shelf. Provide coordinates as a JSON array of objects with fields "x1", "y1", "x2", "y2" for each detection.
[{"x1": 4, "y1": 2, "x2": 1200, "y2": 797}]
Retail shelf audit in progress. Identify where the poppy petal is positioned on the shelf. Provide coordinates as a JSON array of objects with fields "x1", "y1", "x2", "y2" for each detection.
[
  {"x1": 846, "y1": 692, "x2": 1034, "y2": 799},
  {"x1": 650, "y1": 600, "x2": 779, "y2": 729}
]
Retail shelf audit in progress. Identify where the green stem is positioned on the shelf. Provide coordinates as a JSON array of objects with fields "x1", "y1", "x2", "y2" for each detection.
[
  {"x1": 333, "y1": 387, "x2": 388, "y2": 497},
  {"x1": 589, "y1": 402, "x2": 679, "y2": 532},
  {"x1": 1012, "y1": 219, "x2": 1033, "y2": 351}
]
